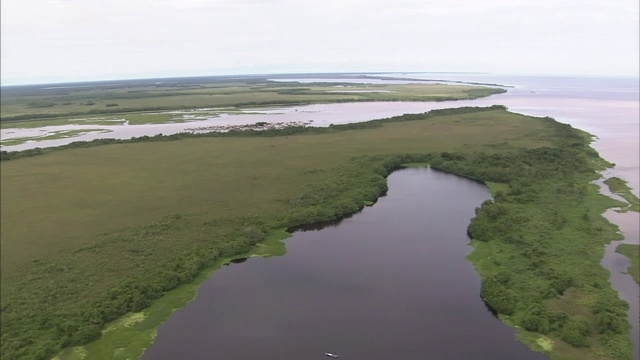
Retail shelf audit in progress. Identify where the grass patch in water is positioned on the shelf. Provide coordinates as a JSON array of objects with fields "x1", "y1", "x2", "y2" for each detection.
[
  {"x1": 122, "y1": 113, "x2": 181, "y2": 125},
  {"x1": 0, "y1": 117, "x2": 126, "y2": 129},
  {"x1": 615, "y1": 244, "x2": 640, "y2": 284},
  {"x1": 603, "y1": 177, "x2": 639, "y2": 212},
  {"x1": 1, "y1": 129, "x2": 111, "y2": 146}
]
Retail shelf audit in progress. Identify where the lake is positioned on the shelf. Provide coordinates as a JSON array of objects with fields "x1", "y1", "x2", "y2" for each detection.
[{"x1": 142, "y1": 168, "x2": 548, "y2": 360}]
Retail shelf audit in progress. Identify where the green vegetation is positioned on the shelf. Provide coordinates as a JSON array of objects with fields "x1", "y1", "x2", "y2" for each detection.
[
  {"x1": 0, "y1": 129, "x2": 111, "y2": 146},
  {"x1": 0, "y1": 117, "x2": 126, "y2": 129},
  {"x1": 602, "y1": 177, "x2": 639, "y2": 285},
  {"x1": 1, "y1": 77, "x2": 504, "y2": 126},
  {"x1": 604, "y1": 177, "x2": 640, "y2": 212},
  {"x1": 53, "y1": 230, "x2": 290, "y2": 360},
  {"x1": 0, "y1": 105, "x2": 632, "y2": 360},
  {"x1": 464, "y1": 147, "x2": 632, "y2": 359},
  {"x1": 616, "y1": 244, "x2": 640, "y2": 283}
]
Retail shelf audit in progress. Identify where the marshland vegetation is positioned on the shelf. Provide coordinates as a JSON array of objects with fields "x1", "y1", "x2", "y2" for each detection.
[{"x1": 0, "y1": 79, "x2": 633, "y2": 360}]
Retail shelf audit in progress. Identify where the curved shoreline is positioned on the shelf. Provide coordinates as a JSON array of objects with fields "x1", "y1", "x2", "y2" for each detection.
[
  {"x1": 54, "y1": 144, "x2": 633, "y2": 359},
  {"x1": 1, "y1": 76, "x2": 636, "y2": 360},
  {"x1": 53, "y1": 230, "x2": 292, "y2": 360}
]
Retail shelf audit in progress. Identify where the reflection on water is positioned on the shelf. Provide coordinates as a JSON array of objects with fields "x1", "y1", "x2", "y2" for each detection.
[
  {"x1": 6, "y1": 73, "x2": 639, "y2": 357},
  {"x1": 143, "y1": 168, "x2": 548, "y2": 360}
]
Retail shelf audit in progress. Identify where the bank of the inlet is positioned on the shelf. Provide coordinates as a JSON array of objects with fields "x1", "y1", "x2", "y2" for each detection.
[{"x1": 27, "y1": 108, "x2": 631, "y2": 360}]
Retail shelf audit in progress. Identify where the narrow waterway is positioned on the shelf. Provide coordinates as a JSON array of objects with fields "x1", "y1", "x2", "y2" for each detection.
[{"x1": 142, "y1": 168, "x2": 548, "y2": 360}]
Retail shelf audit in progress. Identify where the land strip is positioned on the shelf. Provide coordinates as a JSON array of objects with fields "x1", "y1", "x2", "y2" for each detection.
[
  {"x1": 1, "y1": 76, "x2": 504, "y2": 125},
  {"x1": 0, "y1": 105, "x2": 632, "y2": 359}
]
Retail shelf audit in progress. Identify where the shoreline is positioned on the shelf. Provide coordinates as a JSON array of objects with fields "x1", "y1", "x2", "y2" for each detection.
[
  {"x1": 1, "y1": 76, "x2": 636, "y2": 360},
  {"x1": 53, "y1": 142, "x2": 634, "y2": 359},
  {"x1": 53, "y1": 230, "x2": 292, "y2": 360}
]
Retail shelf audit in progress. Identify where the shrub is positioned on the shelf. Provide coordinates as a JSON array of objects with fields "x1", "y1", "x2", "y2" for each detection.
[
  {"x1": 481, "y1": 277, "x2": 518, "y2": 315},
  {"x1": 561, "y1": 317, "x2": 591, "y2": 348}
]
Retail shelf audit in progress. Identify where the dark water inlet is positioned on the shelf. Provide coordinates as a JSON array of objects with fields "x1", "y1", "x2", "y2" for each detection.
[{"x1": 143, "y1": 168, "x2": 548, "y2": 360}]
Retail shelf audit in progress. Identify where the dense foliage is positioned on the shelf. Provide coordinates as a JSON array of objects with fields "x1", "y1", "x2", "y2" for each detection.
[
  {"x1": 447, "y1": 132, "x2": 632, "y2": 358},
  {"x1": 0, "y1": 106, "x2": 632, "y2": 360}
]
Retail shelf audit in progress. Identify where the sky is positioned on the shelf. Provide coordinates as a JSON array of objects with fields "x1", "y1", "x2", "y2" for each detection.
[{"x1": 1, "y1": 0, "x2": 639, "y2": 85}]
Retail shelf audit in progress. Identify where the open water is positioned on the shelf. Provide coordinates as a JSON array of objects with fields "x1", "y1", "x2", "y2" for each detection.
[{"x1": 142, "y1": 168, "x2": 549, "y2": 360}]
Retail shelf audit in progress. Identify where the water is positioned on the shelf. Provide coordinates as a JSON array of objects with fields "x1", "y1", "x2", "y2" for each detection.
[
  {"x1": 395, "y1": 73, "x2": 639, "y2": 359},
  {"x1": 0, "y1": 101, "x2": 470, "y2": 151},
  {"x1": 6, "y1": 73, "x2": 639, "y2": 357},
  {"x1": 142, "y1": 168, "x2": 548, "y2": 360},
  {"x1": 5, "y1": 75, "x2": 638, "y2": 197},
  {"x1": 285, "y1": 73, "x2": 640, "y2": 357},
  {"x1": 388, "y1": 73, "x2": 640, "y2": 196}
]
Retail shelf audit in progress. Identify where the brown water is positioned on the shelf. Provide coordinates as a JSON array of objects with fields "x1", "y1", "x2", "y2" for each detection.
[{"x1": 142, "y1": 168, "x2": 549, "y2": 360}]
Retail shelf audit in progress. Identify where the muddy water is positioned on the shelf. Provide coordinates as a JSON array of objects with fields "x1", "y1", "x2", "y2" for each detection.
[{"x1": 142, "y1": 168, "x2": 548, "y2": 360}]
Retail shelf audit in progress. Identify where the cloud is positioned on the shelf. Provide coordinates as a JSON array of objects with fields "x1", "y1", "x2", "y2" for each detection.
[{"x1": 1, "y1": 0, "x2": 638, "y2": 84}]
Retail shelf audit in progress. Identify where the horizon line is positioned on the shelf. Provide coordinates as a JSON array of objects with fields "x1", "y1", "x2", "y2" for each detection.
[{"x1": 2, "y1": 70, "x2": 639, "y2": 88}]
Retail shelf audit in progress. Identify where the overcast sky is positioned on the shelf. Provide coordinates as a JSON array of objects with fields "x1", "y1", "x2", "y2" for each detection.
[{"x1": 1, "y1": 0, "x2": 638, "y2": 85}]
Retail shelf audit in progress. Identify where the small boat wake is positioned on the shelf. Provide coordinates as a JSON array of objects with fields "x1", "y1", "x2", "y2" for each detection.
[{"x1": 324, "y1": 352, "x2": 339, "y2": 358}]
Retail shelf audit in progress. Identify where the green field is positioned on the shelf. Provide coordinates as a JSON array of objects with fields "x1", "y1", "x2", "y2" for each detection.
[
  {"x1": 0, "y1": 80, "x2": 633, "y2": 360},
  {"x1": 1, "y1": 76, "x2": 504, "y2": 126},
  {"x1": 1, "y1": 107, "x2": 537, "y2": 275}
]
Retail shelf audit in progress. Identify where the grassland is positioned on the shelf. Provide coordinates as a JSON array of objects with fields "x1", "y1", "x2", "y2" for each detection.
[
  {"x1": 0, "y1": 76, "x2": 504, "y2": 126},
  {"x1": 1, "y1": 107, "x2": 532, "y2": 275},
  {"x1": 0, "y1": 87, "x2": 633, "y2": 359}
]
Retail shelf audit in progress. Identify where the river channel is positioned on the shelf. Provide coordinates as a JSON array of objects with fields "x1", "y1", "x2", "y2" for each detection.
[{"x1": 142, "y1": 168, "x2": 548, "y2": 360}]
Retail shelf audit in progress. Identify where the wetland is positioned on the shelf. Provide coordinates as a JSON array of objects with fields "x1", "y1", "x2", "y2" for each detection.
[
  {"x1": 142, "y1": 167, "x2": 549, "y2": 360},
  {"x1": 1, "y1": 73, "x2": 638, "y2": 360}
]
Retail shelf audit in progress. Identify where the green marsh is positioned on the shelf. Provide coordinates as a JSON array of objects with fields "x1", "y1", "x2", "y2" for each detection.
[{"x1": 0, "y1": 92, "x2": 633, "y2": 359}]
